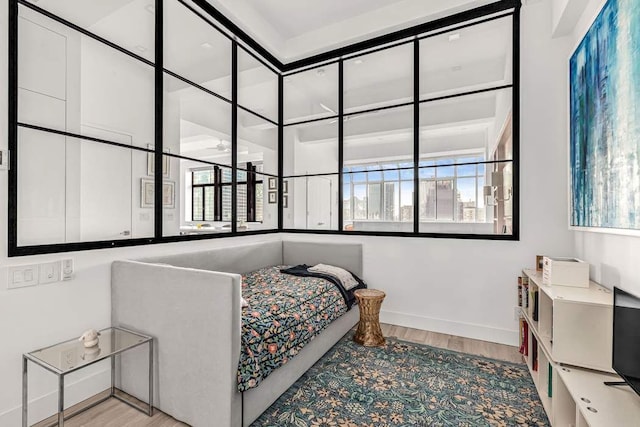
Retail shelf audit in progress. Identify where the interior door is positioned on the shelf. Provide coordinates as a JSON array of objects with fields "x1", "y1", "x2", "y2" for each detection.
[
  {"x1": 306, "y1": 177, "x2": 331, "y2": 230},
  {"x1": 78, "y1": 126, "x2": 133, "y2": 241}
]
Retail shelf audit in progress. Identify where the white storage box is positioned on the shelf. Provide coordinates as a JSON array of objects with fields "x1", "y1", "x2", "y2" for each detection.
[{"x1": 542, "y1": 257, "x2": 589, "y2": 287}]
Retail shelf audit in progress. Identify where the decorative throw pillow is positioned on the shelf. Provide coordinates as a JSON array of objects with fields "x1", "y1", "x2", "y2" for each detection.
[{"x1": 308, "y1": 264, "x2": 359, "y2": 290}]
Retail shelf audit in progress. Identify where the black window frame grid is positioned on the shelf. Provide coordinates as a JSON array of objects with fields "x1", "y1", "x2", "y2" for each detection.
[
  {"x1": 7, "y1": 0, "x2": 520, "y2": 256},
  {"x1": 191, "y1": 164, "x2": 263, "y2": 223}
]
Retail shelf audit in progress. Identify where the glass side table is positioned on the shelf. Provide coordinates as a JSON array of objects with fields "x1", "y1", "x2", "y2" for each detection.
[{"x1": 23, "y1": 327, "x2": 153, "y2": 427}]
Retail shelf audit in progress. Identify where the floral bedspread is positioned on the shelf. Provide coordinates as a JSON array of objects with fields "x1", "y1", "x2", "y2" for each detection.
[{"x1": 237, "y1": 266, "x2": 348, "y2": 392}]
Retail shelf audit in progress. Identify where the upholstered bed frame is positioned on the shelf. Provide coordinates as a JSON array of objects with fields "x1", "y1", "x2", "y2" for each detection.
[{"x1": 111, "y1": 240, "x2": 363, "y2": 427}]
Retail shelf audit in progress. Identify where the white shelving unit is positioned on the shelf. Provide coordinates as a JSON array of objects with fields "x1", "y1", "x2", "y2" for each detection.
[
  {"x1": 521, "y1": 269, "x2": 613, "y2": 373},
  {"x1": 554, "y1": 366, "x2": 640, "y2": 427},
  {"x1": 517, "y1": 269, "x2": 640, "y2": 426}
]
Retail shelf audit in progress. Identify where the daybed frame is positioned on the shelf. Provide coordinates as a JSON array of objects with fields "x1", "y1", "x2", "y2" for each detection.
[{"x1": 111, "y1": 240, "x2": 363, "y2": 426}]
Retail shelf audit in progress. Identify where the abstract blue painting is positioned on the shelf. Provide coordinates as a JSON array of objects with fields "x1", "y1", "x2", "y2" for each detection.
[{"x1": 570, "y1": 0, "x2": 640, "y2": 231}]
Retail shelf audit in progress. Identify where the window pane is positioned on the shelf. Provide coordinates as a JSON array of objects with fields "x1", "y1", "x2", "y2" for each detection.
[
  {"x1": 368, "y1": 183, "x2": 382, "y2": 220},
  {"x1": 344, "y1": 43, "x2": 413, "y2": 114},
  {"x1": 193, "y1": 170, "x2": 213, "y2": 185},
  {"x1": 436, "y1": 180, "x2": 454, "y2": 221},
  {"x1": 384, "y1": 168, "x2": 400, "y2": 181},
  {"x1": 222, "y1": 186, "x2": 232, "y2": 221},
  {"x1": 17, "y1": 127, "x2": 150, "y2": 245},
  {"x1": 284, "y1": 64, "x2": 338, "y2": 124},
  {"x1": 238, "y1": 48, "x2": 278, "y2": 122},
  {"x1": 457, "y1": 163, "x2": 478, "y2": 177},
  {"x1": 343, "y1": 167, "x2": 414, "y2": 232},
  {"x1": 164, "y1": 0, "x2": 231, "y2": 97},
  {"x1": 419, "y1": 180, "x2": 436, "y2": 220},
  {"x1": 420, "y1": 16, "x2": 512, "y2": 99},
  {"x1": 419, "y1": 165, "x2": 435, "y2": 179},
  {"x1": 23, "y1": 0, "x2": 155, "y2": 62},
  {"x1": 237, "y1": 172, "x2": 277, "y2": 232},
  {"x1": 420, "y1": 88, "x2": 513, "y2": 162},
  {"x1": 238, "y1": 109, "x2": 278, "y2": 176},
  {"x1": 419, "y1": 84, "x2": 513, "y2": 235},
  {"x1": 383, "y1": 182, "x2": 399, "y2": 221},
  {"x1": 165, "y1": 160, "x2": 232, "y2": 237},
  {"x1": 418, "y1": 161, "x2": 504, "y2": 234},
  {"x1": 164, "y1": 73, "x2": 232, "y2": 166},
  {"x1": 457, "y1": 177, "x2": 477, "y2": 222},
  {"x1": 284, "y1": 118, "x2": 338, "y2": 176},
  {"x1": 193, "y1": 187, "x2": 204, "y2": 221},
  {"x1": 353, "y1": 184, "x2": 367, "y2": 220},
  {"x1": 344, "y1": 105, "x2": 413, "y2": 165},
  {"x1": 18, "y1": 7, "x2": 154, "y2": 149},
  {"x1": 204, "y1": 187, "x2": 215, "y2": 221}
]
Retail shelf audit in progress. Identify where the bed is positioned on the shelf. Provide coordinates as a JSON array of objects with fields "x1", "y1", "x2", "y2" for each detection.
[{"x1": 111, "y1": 240, "x2": 364, "y2": 427}]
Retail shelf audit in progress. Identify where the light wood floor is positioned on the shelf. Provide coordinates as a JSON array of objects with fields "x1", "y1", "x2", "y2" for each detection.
[{"x1": 35, "y1": 324, "x2": 521, "y2": 427}]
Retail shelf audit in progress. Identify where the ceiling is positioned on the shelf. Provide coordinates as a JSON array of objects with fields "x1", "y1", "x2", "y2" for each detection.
[
  {"x1": 247, "y1": 0, "x2": 400, "y2": 40},
  {"x1": 206, "y1": 0, "x2": 497, "y2": 61}
]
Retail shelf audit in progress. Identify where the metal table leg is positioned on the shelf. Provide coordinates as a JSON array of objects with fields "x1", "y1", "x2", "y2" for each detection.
[
  {"x1": 22, "y1": 356, "x2": 27, "y2": 427},
  {"x1": 148, "y1": 339, "x2": 154, "y2": 416},
  {"x1": 58, "y1": 375, "x2": 64, "y2": 427},
  {"x1": 111, "y1": 355, "x2": 115, "y2": 397}
]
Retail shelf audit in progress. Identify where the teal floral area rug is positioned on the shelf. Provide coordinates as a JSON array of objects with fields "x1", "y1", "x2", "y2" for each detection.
[{"x1": 251, "y1": 334, "x2": 549, "y2": 426}]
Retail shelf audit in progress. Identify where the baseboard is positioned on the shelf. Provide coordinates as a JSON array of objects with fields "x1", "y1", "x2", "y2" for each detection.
[
  {"x1": 380, "y1": 310, "x2": 519, "y2": 346},
  {"x1": 0, "y1": 368, "x2": 110, "y2": 427}
]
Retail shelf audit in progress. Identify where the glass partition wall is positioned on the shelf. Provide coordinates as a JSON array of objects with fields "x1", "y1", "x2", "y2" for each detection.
[
  {"x1": 283, "y1": 11, "x2": 517, "y2": 237},
  {"x1": 8, "y1": 0, "x2": 519, "y2": 255}
]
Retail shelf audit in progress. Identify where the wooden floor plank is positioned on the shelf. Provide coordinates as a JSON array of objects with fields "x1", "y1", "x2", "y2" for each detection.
[{"x1": 31, "y1": 323, "x2": 521, "y2": 426}]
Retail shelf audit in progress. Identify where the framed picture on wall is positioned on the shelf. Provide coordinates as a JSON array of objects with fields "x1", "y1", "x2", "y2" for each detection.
[
  {"x1": 570, "y1": 0, "x2": 640, "y2": 234},
  {"x1": 141, "y1": 178, "x2": 175, "y2": 209},
  {"x1": 283, "y1": 180, "x2": 288, "y2": 194},
  {"x1": 147, "y1": 145, "x2": 171, "y2": 178},
  {"x1": 283, "y1": 195, "x2": 289, "y2": 209},
  {"x1": 268, "y1": 191, "x2": 277, "y2": 204},
  {"x1": 163, "y1": 181, "x2": 176, "y2": 209},
  {"x1": 268, "y1": 177, "x2": 277, "y2": 190}
]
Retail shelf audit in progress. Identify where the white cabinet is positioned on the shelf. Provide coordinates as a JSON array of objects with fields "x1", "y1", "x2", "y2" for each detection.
[
  {"x1": 518, "y1": 269, "x2": 640, "y2": 426},
  {"x1": 520, "y1": 269, "x2": 613, "y2": 373}
]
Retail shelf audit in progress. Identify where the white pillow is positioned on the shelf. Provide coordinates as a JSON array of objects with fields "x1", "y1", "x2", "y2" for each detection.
[{"x1": 308, "y1": 264, "x2": 359, "y2": 290}]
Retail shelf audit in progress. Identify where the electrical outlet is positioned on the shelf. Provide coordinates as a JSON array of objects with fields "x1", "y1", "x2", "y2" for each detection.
[
  {"x1": 8, "y1": 264, "x2": 39, "y2": 289},
  {"x1": 61, "y1": 258, "x2": 74, "y2": 281},
  {"x1": 39, "y1": 261, "x2": 60, "y2": 285}
]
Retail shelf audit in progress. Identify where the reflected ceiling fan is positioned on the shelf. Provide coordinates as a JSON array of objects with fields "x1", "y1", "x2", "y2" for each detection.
[
  {"x1": 215, "y1": 140, "x2": 231, "y2": 152},
  {"x1": 320, "y1": 103, "x2": 365, "y2": 124}
]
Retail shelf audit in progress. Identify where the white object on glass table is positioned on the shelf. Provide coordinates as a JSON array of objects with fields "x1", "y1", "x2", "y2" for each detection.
[{"x1": 78, "y1": 329, "x2": 101, "y2": 348}]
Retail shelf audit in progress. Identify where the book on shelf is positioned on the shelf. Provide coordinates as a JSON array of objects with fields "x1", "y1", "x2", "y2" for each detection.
[
  {"x1": 548, "y1": 363, "x2": 553, "y2": 397},
  {"x1": 519, "y1": 319, "x2": 528, "y2": 356},
  {"x1": 532, "y1": 290, "x2": 539, "y2": 322},
  {"x1": 518, "y1": 277, "x2": 523, "y2": 307},
  {"x1": 522, "y1": 276, "x2": 529, "y2": 309},
  {"x1": 532, "y1": 336, "x2": 539, "y2": 371}
]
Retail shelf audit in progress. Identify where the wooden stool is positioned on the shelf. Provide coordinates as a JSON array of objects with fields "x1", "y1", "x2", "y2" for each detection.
[{"x1": 353, "y1": 289, "x2": 386, "y2": 347}]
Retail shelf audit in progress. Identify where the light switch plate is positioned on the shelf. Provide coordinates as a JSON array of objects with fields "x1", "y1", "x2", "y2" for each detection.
[
  {"x1": 39, "y1": 261, "x2": 60, "y2": 285},
  {"x1": 8, "y1": 264, "x2": 39, "y2": 289}
]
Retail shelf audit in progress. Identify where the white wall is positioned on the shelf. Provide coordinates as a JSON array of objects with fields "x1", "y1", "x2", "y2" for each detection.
[
  {"x1": 568, "y1": 0, "x2": 640, "y2": 297},
  {"x1": 0, "y1": 0, "x2": 580, "y2": 425}
]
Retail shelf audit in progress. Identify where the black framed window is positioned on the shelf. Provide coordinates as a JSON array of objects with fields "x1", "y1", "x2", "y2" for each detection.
[
  {"x1": 191, "y1": 164, "x2": 262, "y2": 223},
  {"x1": 8, "y1": 0, "x2": 520, "y2": 256}
]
